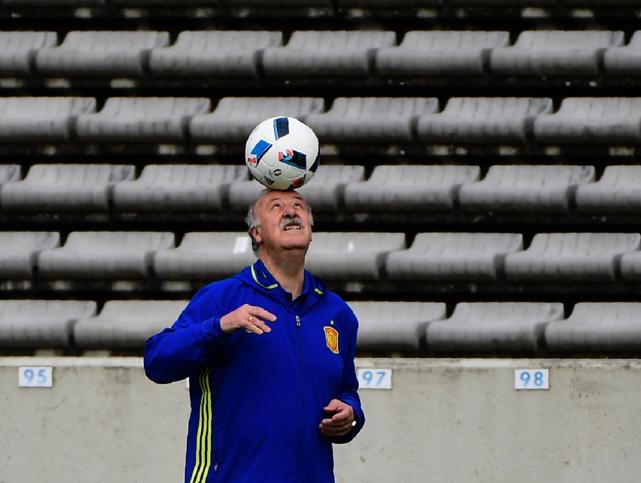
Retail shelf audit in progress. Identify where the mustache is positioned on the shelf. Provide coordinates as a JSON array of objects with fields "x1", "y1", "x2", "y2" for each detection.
[{"x1": 280, "y1": 216, "x2": 304, "y2": 230}]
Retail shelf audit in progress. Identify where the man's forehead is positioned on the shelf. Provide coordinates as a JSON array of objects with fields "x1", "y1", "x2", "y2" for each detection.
[{"x1": 259, "y1": 190, "x2": 306, "y2": 206}]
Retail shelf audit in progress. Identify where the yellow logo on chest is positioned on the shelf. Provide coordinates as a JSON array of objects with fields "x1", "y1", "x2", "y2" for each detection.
[{"x1": 323, "y1": 324, "x2": 339, "y2": 354}]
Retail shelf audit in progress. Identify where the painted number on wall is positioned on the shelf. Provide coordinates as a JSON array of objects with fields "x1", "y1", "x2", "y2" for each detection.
[
  {"x1": 358, "y1": 368, "x2": 392, "y2": 390},
  {"x1": 18, "y1": 367, "x2": 53, "y2": 388},
  {"x1": 514, "y1": 369, "x2": 549, "y2": 390}
]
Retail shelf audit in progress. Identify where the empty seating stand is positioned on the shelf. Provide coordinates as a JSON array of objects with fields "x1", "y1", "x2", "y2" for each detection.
[
  {"x1": 1, "y1": 164, "x2": 134, "y2": 212},
  {"x1": 0, "y1": 97, "x2": 96, "y2": 142},
  {"x1": 504, "y1": 233, "x2": 641, "y2": 282},
  {"x1": 344, "y1": 165, "x2": 480, "y2": 212},
  {"x1": 459, "y1": 165, "x2": 595, "y2": 213},
  {"x1": 73, "y1": 300, "x2": 188, "y2": 350},
  {"x1": 35, "y1": 31, "x2": 169, "y2": 77},
  {"x1": 0, "y1": 299, "x2": 96, "y2": 349},
  {"x1": 112, "y1": 165, "x2": 247, "y2": 213},
  {"x1": 416, "y1": 97, "x2": 552, "y2": 145},
  {"x1": 604, "y1": 31, "x2": 641, "y2": 76},
  {"x1": 38, "y1": 231, "x2": 175, "y2": 280},
  {"x1": 0, "y1": 232, "x2": 60, "y2": 279},
  {"x1": 0, "y1": 32, "x2": 57, "y2": 76},
  {"x1": 305, "y1": 97, "x2": 438, "y2": 144},
  {"x1": 533, "y1": 98, "x2": 641, "y2": 145},
  {"x1": 305, "y1": 232, "x2": 405, "y2": 281},
  {"x1": 490, "y1": 31, "x2": 624, "y2": 76},
  {"x1": 376, "y1": 31, "x2": 509, "y2": 76},
  {"x1": 149, "y1": 31, "x2": 283, "y2": 78},
  {"x1": 0, "y1": 164, "x2": 21, "y2": 185},
  {"x1": 575, "y1": 166, "x2": 641, "y2": 213},
  {"x1": 190, "y1": 97, "x2": 324, "y2": 144},
  {"x1": 426, "y1": 302, "x2": 563, "y2": 354},
  {"x1": 386, "y1": 233, "x2": 523, "y2": 281},
  {"x1": 348, "y1": 301, "x2": 446, "y2": 353}
]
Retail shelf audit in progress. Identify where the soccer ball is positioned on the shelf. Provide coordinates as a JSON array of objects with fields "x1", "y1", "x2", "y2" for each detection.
[{"x1": 245, "y1": 116, "x2": 320, "y2": 190}]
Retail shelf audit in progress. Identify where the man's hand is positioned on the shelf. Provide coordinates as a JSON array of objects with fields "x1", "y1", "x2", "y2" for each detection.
[
  {"x1": 220, "y1": 304, "x2": 277, "y2": 335},
  {"x1": 319, "y1": 399, "x2": 355, "y2": 437}
]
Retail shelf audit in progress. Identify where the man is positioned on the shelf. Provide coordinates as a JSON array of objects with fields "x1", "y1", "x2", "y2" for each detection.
[{"x1": 144, "y1": 189, "x2": 365, "y2": 483}]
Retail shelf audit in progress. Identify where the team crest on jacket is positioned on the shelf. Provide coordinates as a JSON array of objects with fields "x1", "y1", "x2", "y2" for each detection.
[{"x1": 323, "y1": 326, "x2": 339, "y2": 354}]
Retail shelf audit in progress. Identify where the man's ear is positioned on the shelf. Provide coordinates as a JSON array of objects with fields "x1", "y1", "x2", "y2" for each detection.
[{"x1": 249, "y1": 226, "x2": 262, "y2": 244}]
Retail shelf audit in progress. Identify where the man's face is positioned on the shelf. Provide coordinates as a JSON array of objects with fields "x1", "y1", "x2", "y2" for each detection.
[{"x1": 252, "y1": 190, "x2": 313, "y2": 255}]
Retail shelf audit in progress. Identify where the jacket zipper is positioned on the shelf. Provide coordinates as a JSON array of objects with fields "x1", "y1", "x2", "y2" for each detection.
[{"x1": 295, "y1": 313, "x2": 303, "y2": 481}]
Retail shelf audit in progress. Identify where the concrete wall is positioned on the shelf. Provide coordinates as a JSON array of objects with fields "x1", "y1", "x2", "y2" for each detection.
[{"x1": 2, "y1": 357, "x2": 641, "y2": 483}]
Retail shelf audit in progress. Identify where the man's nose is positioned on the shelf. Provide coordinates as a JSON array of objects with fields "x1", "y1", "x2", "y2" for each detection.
[{"x1": 283, "y1": 204, "x2": 297, "y2": 216}]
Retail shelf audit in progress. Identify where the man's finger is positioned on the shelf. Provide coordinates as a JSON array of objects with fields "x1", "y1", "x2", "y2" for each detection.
[
  {"x1": 330, "y1": 408, "x2": 350, "y2": 422},
  {"x1": 248, "y1": 306, "x2": 277, "y2": 322}
]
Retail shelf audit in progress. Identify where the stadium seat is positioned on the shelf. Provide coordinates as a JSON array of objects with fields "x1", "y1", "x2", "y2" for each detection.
[
  {"x1": 0, "y1": 32, "x2": 57, "y2": 76},
  {"x1": 575, "y1": 166, "x2": 641, "y2": 213},
  {"x1": 338, "y1": 0, "x2": 440, "y2": 5},
  {"x1": 348, "y1": 301, "x2": 446, "y2": 352},
  {"x1": 38, "y1": 231, "x2": 175, "y2": 280},
  {"x1": 604, "y1": 31, "x2": 641, "y2": 76},
  {"x1": 0, "y1": 97, "x2": 96, "y2": 142},
  {"x1": 490, "y1": 30, "x2": 624, "y2": 76},
  {"x1": 305, "y1": 232, "x2": 405, "y2": 280},
  {"x1": 545, "y1": 303, "x2": 641, "y2": 354},
  {"x1": 0, "y1": 164, "x2": 21, "y2": 186},
  {"x1": 190, "y1": 97, "x2": 324, "y2": 144},
  {"x1": 386, "y1": 233, "x2": 523, "y2": 281},
  {"x1": 305, "y1": 97, "x2": 438, "y2": 143},
  {"x1": 376, "y1": 31, "x2": 509, "y2": 76},
  {"x1": 75, "y1": 97, "x2": 211, "y2": 143},
  {"x1": 224, "y1": 0, "x2": 331, "y2": 5},
  {"x1": 533, "y1": 98, "x2": 641, "y2": 145},
  {"x1": 416, "y1": 97, "x2": 552, "y2": 145},
  {"x1": 262, "y1": 31, "x2": 395, "y2": 77},
  {"x1": 112, "y1": 165, "x2": 247, "y2": 212},
  {"x1": 154, "y1": 232, "x2": 256, "y2": 280},
  {"x1": 459, "y1": 165, "x2": 595, "y2": 213},
  {"x1": 0, "y1": 232, "x2": 60, "y2": 279},
  {"x1": 149, "y1": 31, "x2": 282, "y2": 77},
  {"x1": 35, "y1": 31, "x2": 169, "y2": 77},
  {"x1": 504, "y1": 233, "x2": 641, "y2": 282},
  {"x1": 426, "y1": 302, "x2": 563, "y2": 354},
  {"x1": 344, "y1": 165, "x2": 480, "y2": 212},
  {"x1": 0, "y1": 299, "x2": 96, "y2": 349},
  {"x1": 73, "y1": 300, "x2": 188, "y2": 350},
  {"x1": 0, "y1": 164, "x2": 135, "y2": 212}
]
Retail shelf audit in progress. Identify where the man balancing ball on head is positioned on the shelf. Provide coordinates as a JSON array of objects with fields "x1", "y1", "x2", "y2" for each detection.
[{"x1": 144, "y1": 116, "x2": 365, "y2": 483}]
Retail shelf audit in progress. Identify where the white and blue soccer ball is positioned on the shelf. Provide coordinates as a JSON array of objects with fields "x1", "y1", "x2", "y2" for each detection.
[{"x1": 245, "y1": 116, "x2": 320, "y2": 190}]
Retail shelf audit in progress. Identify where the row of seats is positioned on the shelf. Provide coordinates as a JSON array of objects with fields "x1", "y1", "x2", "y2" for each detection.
[
  {"x1": 3, "y1": 164, "x2": 641, "y2": 213},
  {"x1": 5, "y1": 96, "x2": 641, "y2": 145},
  {"x1": 2, "y1": 31, "x2": 639, "y2": 79},
  {"x1": 1, "y1": 299, "x2": 639, "y2": 355},
  {"x1": 3, "y1": 231, "x2": 641, "y2": 282}
]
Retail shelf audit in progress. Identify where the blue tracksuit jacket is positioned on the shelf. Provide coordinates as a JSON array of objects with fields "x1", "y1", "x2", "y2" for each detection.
[{"x1": 144, "y1": 260, "x2": 365, "y2": 483}]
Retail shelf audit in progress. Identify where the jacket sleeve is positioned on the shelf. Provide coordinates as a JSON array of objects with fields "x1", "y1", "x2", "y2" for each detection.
[
  {"x1": 333, "y1": 307, "x2": 365, "y2": 444},
  {"x1": 143, "y1": 283, "x2": 229, "y2": 384}
]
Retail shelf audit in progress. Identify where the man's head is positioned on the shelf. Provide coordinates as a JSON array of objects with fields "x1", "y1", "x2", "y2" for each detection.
[{"x1": 246, "y1": 190, "x2": 314, "y2": 257}]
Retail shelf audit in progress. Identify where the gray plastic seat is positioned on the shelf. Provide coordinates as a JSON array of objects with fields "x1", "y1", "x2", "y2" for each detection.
[
  {"x1": 344, "y1": 165, "x2": 480, "y2": 212},
  {"x1": 619, "y1": 250, "x2": 641, "y2": 281},
  {"x1": 112, "y1": 165, "x2": 247, "y2": 212},
  {"x1": 459, "y1": 165, "x2": 595, "y2": 213},
  {"x1": 546, "y1": 303, "x2": 641, "y2": 354},
  {"x1": 386, "y1": 233, "x2": 523, "y2": 281},
  {"x1": 0, "y1": 164, "x2": 21, "y2": 186},
  {"x1": 190, "y1": 97, "x2": 324, "y2": 143},
  {"x1": 348, "y1": 301, "x2": 446, "y2": 352},
  {"x1": 533, "y1": 98, "x2": 641, "y2": 145},
  {"x1": 35, "y1": 31, "x2": 169, "y2": 77},
  {"x1": 154, "y1": 232, "x2": 256, "y2": 281},
  {"x1": 376, "y1": 31, "x2": 509, "y2": 76},
  {"x1": 504, "y1": 233, "x2": 640, "y2": 282},
  {"x1": 576, "y1": 166, "x2": 641, "y2": 213},
  {"x1": 490, "y1": 30, "x2": 624, "y2": 76},
  {"x1": 38, "y1": 231, "x2": 175, "y2": 280},
  {"x1": 0, "y1": 299, "x2": 96, "y2": 349},
  {"x1": 0, "y1": 97, "x2": 96, "y2": 142},
  {"x1": 1, "y1": 164, "x2": 134, "y2": 212},
  {"x1": 228, "y1": 165, "x2": 365, "y2": 212},
  {"x1": 426, "y1": 302, "x2": 563, "y2": 354},
  {"x1": 149, "y1": 31, "x2": 283, "y2": 77},
  {"x1": 262, "y1": 31, "x2": 395, "y2": 77},
  {"x1": 605, "y1": 32, "x2": 641, "y2": 76},
  {"x1": 417, "y1": 97, "x2": 552, "y2": 145},
  {"x1": 73, "y1": 300, "x2": 188, "y2": 349},
  {"x1": 76, "y1": 97, "x2": 211, "y2": 143},
  {"x1": 0, "y1": 232, "x2": 60, "y2": 279},
  {"x1": 0, "y1": 32, "x2": 57, "y2": 75},
  {"x1": 305, "y1": 232, "x2": 405, "y2": 281},
  {"x1": 305, "y1": 97, "x2": 438, "y2": 143}
]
